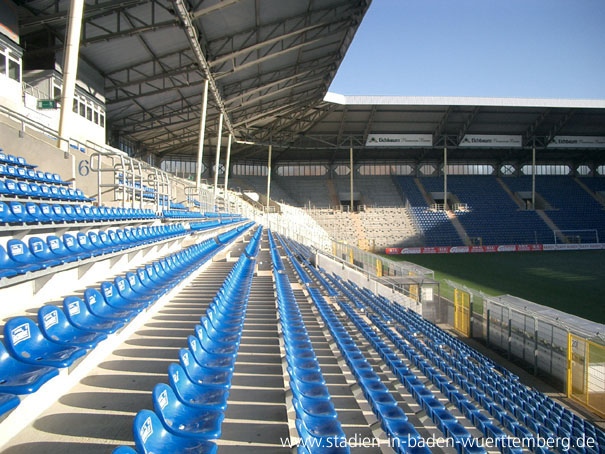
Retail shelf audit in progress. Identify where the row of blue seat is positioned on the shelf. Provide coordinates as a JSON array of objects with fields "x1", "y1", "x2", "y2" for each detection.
[
  {"x1": 269, "y1": 230, "x2": 349, "y2": 453},
  {"x1": 115, "y1": 226, "x2": 260, "y2": 453},
  {"x1": 0, "y1": 200, "x2": 156, "y2": 225},
  {"x1": 163, "y1": 210, "x2": 206, "y2": 219},
  {"x1": 0, "y1": 225, "x2": 253, "y2": 420},
  {"x1": 361, "y1": 287, "x2": 605, "y2": 454},
  {"x1": 275, "y1": 233, "x2": 430, "y2": 454},
  {"x1": 190, "y1": 218, "x2": 242, "y2": 232},
  {"x1": 333, "y1": 275, "x2": 605, "y2": 454},
  {"x1": 0, "y1": 178, "x2": 91, "y2": 201},
  {"x1": 0, "y1": 152, "x2": 35, "y2": 168},
  {"x1": 0, "y1": 224, "x2": 188, "y2": 279}
]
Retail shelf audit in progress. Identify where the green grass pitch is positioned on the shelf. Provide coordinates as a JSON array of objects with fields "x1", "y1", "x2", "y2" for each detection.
[{"x1": 384, "y1": 250, "x2": 605, "y2": 324}]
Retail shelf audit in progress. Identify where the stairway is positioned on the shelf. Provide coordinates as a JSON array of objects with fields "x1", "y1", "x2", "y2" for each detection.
[
  {"x1": 351, "y1": 212, "x2": 371, "y2": 250},
  {"x1": 326, "y1": 178, "x2": 341, "y2": 207}
]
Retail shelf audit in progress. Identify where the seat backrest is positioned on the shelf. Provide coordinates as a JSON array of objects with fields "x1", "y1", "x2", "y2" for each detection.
[
  {"x1": 63, "y1": 296, "x2": 91, "y2": 328},
  {"x1": 0, "y1": 245, "x2": 18, "y2": 270},
  {"x1": 47, "y1": 235, "x2": 69, "y2": 257},
  {"x1": 39, "y1": 185, "x2": 51, "y2": 197},
  {"x1": 0, "y1": 201, "x2": 16, "y2": 222},
  {"x1": 152, "y1": 382, "x2": 180, "y2": 417},
  {"x1": 38, "y1": 305, "x2": 70, "y2": 341},
  {"x1": 39, "y1": 203, "x2": 54, "y2": 220},
  {"x1": 77, "y1": 232, "x2": 95, "y2": 251},
  {"x1": 83, "y1": 288, "x2": 110, "y2": 314},
  {"x1": 25, "y1": 202, "x2": 43, "y2": 221},
  {"x1": 28, "y1": 237, "x2": 56, "y2": 261},
  {"x1": 126, "y1": 272, "x2": 144, "y2": 292},
  {"x1": 52, "y1": 204, "x2": 66, "y2": 219},
  {"x1": 4, "y1": 317, "x2": 45, "y2": 359},
  {"x1": 88, "y1": 231, "x2": 103, "y2": 248},
  {"x1": 9, "y1": 201, "x2": 29, "y2": 221},
  {"x1": 133, "y1": 409, "x2": 168, "y2": 454},
  {"x1": 115, "y1": 276, "x2": 134, "y2": 298},
  {"x1": 100, "y1": 281, "x2": 121, "y2": 306},
  {"x1": 63, "y1": 234, "x2": 83, "y2": 253},
  {"x1": 7, "y1": 239, "x2": 35, "y2": 264}
]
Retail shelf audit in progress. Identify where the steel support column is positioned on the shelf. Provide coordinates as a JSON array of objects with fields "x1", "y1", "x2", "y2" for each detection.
[
  {"x1": 212, "y1": 113, "x2": 223, "y2": 210},
  {"x1": 266, "y1": 144, "x2": 272, "y2": 211},
  {"x1": 58, "y1": 0, "x2": 85, "y2": 150},
  {"x1": 349, "y1": 144, "x2": 354, "y2": 212},
  {"x1": 443, "y1": 144, "x2": 448, "y2": 210},
  {"x1": 195, "y1": 79, "x2": 209, "y2": 188},
  {"x1": 532, "y1": 138, "x2": 536, "y2": 209},
  {"x1": 224, "y1": 133, "x2": 232, "y2": 194}
]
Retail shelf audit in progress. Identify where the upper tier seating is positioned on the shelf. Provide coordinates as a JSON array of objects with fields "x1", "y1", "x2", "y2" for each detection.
[
  {"x1": 505, "y1": 176, "x2": 605, "y2": 243},
  {"x1": 422, "y1": 176, "x2": 552, "y2": 245},
  {"x1": 393, "y1": 177, "x2": 462, "y2": 246}
]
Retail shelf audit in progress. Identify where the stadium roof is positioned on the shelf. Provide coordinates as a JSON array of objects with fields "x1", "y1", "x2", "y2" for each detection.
[
  {"x1": 16, "y1": 0, "x2": 371, "y2": 156},
  {"x1": 15, "y1": 0, "x2": 605, "y2": 166},
  {"x1": 232, "y1": 93, "x2": 605, "y2": 164}
]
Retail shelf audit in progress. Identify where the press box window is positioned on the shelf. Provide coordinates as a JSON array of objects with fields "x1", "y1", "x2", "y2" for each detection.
[{"x1": 8, "y1": 58, "x2": 20, "y2": 82}]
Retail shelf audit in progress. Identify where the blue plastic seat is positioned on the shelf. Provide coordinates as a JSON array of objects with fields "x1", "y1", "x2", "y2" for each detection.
[
  {"x1": 100, "y1": 281, "x2": 147, "y2": 312},
  {"x1": 132, "y1": 409, "x2": 217, "y2": 454},
  {"x1": 112, "y1": 446, "x2": 138, "y2": 454},
  {"x1": 46, "y1": 235, "x2": 79, "y2": 263},
  {"x1": 28, "y1": 237, "x2": 63, "y2": 267},
  {"x1": 187, "y1": 336, "x2": 234, "y2": 371},
  {"x1": 4, "y1": 317, "x2": 87, "y2": 368},
  {"x1": 38, "y1": 305, "x2": 107, "y2": 349},
  {"x1": 9, "y1": 201, "x2": 33, "y2": 223},
  {"x1": 83, "y1": 288, "x2": 138, "y2": 322},
  {"x1": 0, "y1": 393, "x2": 19, "y2": 417},
  {"x1": 0, "y1": 201, "x2": 18, "y2": 223},
  {"x1": 63, "y1": 296, "x2": 124, "y2": 334},
  {"x1": 152, "y1": 383, "x2": 224, "y2": 440},
  {"x1": 0, "y1": 245, "x2": 19, "y2": 278},
  {"x1": 179, "y1": 349, "x2": 232, "y2": 390},
  {"x1": 168, "y1": 363, "x2": 229, "y2": 411},
  {"x1": 0, "y1": 340, "x2": 59, "y2": 394},
  {"x1": 114, "y1": 276, "x2": 156, "y2": 307},
  {"x1": 63, "y1": 234, "x2": 92, "y2": 260},
  {"x1": 6, "y1": 239, "x2": 44, "y2": 272}
]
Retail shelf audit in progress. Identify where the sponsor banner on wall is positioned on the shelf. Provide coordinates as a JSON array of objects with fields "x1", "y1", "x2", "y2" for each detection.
[
  {"x1": 459, "y1": 134, "x2": 522, "y2": 148},
  {"x1": 384, "y1": 243, "x2": 603, "y2": 255},
  {"x1": 365, "y1": 134, "x2": 433, "y2": 147},
  {"x1": 547, "y1": 136, "x2": 605, "y2": 149}
]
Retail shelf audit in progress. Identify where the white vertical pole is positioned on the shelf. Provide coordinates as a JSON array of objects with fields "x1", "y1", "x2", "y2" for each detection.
[
  {"x1": 443, "y1": 144, "x2": 448, "y2": 210},
  {"x1": 532, "y1": 138, "x2": 536, "y2": 209},
  {"x1": 58, "y1": 0, "x2": 85, "y2": 151},
  {"x1": 224, "y1": 133, "x2": 232, "y2": 208},
  {"x1": 195, "y1": 79, "x2": 209, "y2": 189},
  {"x1": 350, "y1": 144, "x2": 354, "y2": 212},
  {"x1": 266, "y1": 144, "x2": 272, "y2": 211},
  {"x1": 212, "y1": 113, "x2": 223, "y2": 210}
]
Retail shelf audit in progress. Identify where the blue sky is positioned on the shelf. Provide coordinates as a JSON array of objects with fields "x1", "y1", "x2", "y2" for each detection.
[{"x1": 329, "y1": 0, "x2": 605, "y2": 99}]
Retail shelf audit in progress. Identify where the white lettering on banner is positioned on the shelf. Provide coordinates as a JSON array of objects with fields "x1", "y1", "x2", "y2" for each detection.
[
  {"x1": 388, "y1": 243, "x2": 605, "y2": 255},
  {"x1": 365, "y1": 134, "x2": 433, "y2": 147},
  {"x1": 497, "y1": 245, "x2": 516, "y2": 252},
  {"x1": 460, "y1": 135, "x2": 522, "y2": 148},
  {"x1": 548, "y1": 136, "x2": 605, "y2": 149}
]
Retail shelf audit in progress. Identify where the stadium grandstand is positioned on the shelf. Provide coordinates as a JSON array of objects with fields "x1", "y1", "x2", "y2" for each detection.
[{"x1": 0, "y1": 1, "x2": 604, "y2": 453}]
